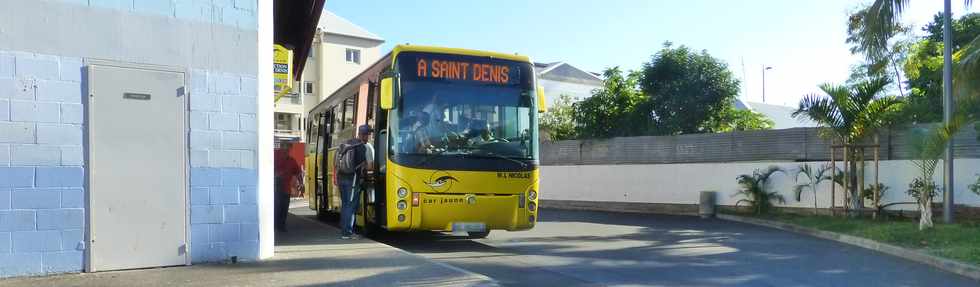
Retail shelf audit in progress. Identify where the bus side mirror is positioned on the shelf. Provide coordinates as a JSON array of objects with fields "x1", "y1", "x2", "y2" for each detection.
[
  {"x1": 536, "y1": 85, "x2": 546, "y2": 113},
  {"x1": 380, "y1": 77, "x2": 394, "y2": 110}
]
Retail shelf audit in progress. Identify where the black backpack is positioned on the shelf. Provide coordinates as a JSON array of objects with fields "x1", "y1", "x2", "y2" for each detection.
[{"x1": 336, "y1": 139, "x2": 365, "y2": 175}]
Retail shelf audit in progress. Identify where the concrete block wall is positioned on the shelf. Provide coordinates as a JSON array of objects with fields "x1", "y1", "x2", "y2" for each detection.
[
  {"x1": 188, "y1": 69, "x2": 259, "y2": 263},
  {"x1": 0, "y1": 52, "x2": 86, "y2": 277},
  {"x1": 541, "y1": 159, "x2": 980, "y2": 212},
  {"x1": 0, "y1": 0, "x2": 260, "y2": 278},
  {"x1": 76, "y1": 0, "x2": 259, "y2": 30}
]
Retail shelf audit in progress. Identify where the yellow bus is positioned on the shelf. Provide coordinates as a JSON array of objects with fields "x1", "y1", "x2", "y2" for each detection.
[{"x1": 305, "y1": 45, "x2": 545, "y2": 238}]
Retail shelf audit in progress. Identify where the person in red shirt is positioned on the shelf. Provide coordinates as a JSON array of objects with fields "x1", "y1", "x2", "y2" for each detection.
[{"x1": 274, "y1": 143, "x2": 302, "y2": 232}]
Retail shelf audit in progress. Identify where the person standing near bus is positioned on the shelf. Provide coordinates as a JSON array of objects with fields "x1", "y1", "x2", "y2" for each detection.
[
  {"x1": 338, "y1": 124, "x2": 374, "y2": 239},
  {"x1": 274, "y1": 144, "x2": 302, "y2": 232}
]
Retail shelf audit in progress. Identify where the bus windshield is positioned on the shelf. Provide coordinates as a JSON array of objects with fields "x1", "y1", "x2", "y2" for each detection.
[
  {"x1": 391, "y1": 80, "x2": 535, "y2": 160},
  {"x1": 388, "y1": 52, "x2": 538, "y2": 170}
]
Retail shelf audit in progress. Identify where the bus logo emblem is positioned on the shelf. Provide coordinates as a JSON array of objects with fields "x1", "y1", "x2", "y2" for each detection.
[{"x1": 424, "y1": 171, "x2": 458, "y2": 192}]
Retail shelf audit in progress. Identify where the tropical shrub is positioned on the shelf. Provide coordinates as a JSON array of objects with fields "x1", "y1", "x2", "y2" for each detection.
[
  {"x1": 862, "y1": 183, "x2": 889, "y2": 202},
  {"x1": 862, "y1": 183, "x2": 890, "y2": 217},
  {"x1": 906, "y1": 178, "x2": 940, "y2": 230},
  {"x1": 906, "y1": 120, "x2": 964, "y2": 230},
  {"x1": 970, "y1": 174, "x2": 980, "y2": 195},
  {"x1": 734, "y1": 166, "x2": 785, "y2": 215},
  {"x1": 793, "y1": 163, "x2": 837, "y2": 215}
]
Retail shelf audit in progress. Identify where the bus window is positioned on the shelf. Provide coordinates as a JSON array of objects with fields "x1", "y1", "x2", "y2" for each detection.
[
  {"x1": 330, "y1": 105, "x2": 340, "y2": 145},
  {"x1": 317, "y1": 113, "x2": 328, "y2": 155},
  {"x1": 367, "y1": 81, "x2": 376, "y2": 120},
  {"x1": 307, "y1": 113, "x2": 319, "y2": 154},
  {"x1": 343, "y1": 96, "x2": 355, "y2": 130}
]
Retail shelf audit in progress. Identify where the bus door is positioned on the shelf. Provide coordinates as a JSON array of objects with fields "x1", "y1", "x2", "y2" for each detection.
[
  {"x1": 368, "y1": 80, "x2": 388, "y2": 228},
  {"x1": 315, "y1": 111, "x2": 333, "y2": 215}
]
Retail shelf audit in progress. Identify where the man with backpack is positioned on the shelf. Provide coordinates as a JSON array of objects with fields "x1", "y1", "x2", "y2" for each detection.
[{"x1": 337, "y1": 124, "x2": 374, "y2": 239}]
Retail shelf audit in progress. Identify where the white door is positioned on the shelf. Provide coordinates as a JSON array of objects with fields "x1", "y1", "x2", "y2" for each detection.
[{"x1": 87, "y1": 63, "x2": 187, "y2": 271}]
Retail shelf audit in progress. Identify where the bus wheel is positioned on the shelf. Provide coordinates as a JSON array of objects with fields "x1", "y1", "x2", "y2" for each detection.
[{"x1": 467, "y1": 231, "x2": 490, "y2": 239}]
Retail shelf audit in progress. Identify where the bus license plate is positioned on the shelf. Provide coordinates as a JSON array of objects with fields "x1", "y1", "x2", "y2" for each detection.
[{"x1": 452, "y1": 222, "x2": 486, "y2": 232}]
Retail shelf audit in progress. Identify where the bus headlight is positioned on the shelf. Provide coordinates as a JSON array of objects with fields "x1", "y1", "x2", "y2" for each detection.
[
  {"x1": 398, "y1": 214, "x2": 406, "y2": 222},
  {"x1": 527, "y1": 190, "x2": 537, "y2": 201},
  {"x1": 397, "y1": 187, "x2": 408, "y2": 198},
  {"x1": 528, "y1": 202, "x2": 537, "y2": 212},
  {"x1": 397, "y1": 200, "x2": 408, "y2": 210},
  {"x1": 529, "y1": 215, "x2": 536, "y2": 222}
]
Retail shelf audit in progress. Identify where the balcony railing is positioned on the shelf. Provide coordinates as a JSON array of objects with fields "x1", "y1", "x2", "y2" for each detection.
[
  {"x1": 278, "y1": 93, "x2": 303, "y2": 105},
  {"x1": 274, "y1": 129, "x2": 303, "y2": 137}
]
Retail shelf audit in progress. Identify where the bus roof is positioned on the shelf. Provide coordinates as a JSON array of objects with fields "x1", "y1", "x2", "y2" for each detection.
[
  {"x1": 392, "y1": 45, "x2": 532, "y2": 64},
  {"x1": 308, "y1": 45, "x2": 533, "y2": 116}
]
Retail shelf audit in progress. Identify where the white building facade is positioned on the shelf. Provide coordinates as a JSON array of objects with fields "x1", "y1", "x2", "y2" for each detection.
[{"x1": 274, "y1": 10, "x2": 383, "y2": 143}]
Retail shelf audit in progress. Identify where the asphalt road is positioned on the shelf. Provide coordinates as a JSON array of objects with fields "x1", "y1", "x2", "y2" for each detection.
[{"x1": 369, "y1": 209, "x2": 977, "y2": 287}]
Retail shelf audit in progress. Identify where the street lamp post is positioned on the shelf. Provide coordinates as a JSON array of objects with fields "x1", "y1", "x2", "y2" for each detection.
[
  {"x1": 942, "y1": 0, "x2": 955, "y2": 223},
  {"x1": 762, "y1": 66, "x2": 773, "y2": 103}
]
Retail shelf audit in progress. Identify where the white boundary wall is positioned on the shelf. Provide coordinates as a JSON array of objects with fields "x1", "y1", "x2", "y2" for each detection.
[{"x1": 541, "y1": 159, "x2": 980, "y2": 210}]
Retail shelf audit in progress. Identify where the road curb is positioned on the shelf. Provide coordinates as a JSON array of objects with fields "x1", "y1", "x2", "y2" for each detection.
[{"x1": 717, "y1": 213, "x2": 980, "y2": 282}]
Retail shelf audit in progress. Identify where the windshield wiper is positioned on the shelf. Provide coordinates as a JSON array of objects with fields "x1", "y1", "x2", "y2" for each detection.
[
  {"x1": 463, "y1": 152, "x2": 529, "y2": 168},
  {"x1": 417, "y1": 149, "x2": 448, "y2": 167}
]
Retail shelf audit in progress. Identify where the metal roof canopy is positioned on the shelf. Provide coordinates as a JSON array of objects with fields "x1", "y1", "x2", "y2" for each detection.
[{"x1": 274, "y1": 0, "x2": 326, "y2": 81}]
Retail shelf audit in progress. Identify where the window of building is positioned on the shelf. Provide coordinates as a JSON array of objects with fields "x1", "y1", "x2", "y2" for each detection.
[
  {"x1": 304, "y1": 81, "x2": 314, "y2": 94},
  {"x1": 275, "y1": 113, "x2": 293, "y2": 130},
  {"x1": 345, "y1": 48, "x2": 361, "y2": 64}
]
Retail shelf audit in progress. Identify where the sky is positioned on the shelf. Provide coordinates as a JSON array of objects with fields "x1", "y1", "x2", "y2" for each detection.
[{"x1": 326, "y1": 0, "x2": 976, "y2": 107}]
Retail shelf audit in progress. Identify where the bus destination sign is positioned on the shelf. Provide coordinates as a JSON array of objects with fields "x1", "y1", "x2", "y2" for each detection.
[
  {"x1": 398, "y1": 52, "x2": 529, "y2": 87},
  {"x1": 416, "y1": 58, "x2": 510, "y2": 84}
]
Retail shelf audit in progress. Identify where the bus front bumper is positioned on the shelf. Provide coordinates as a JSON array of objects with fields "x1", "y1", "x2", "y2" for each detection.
[{"x1": 406, "y1": 193, "x2": 537, "y2": 232}]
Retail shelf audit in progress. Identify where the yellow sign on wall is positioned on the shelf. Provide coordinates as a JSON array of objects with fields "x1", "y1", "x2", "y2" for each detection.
[{"x1": 273, "y1": 44, "x2": 293, "y2": 102}]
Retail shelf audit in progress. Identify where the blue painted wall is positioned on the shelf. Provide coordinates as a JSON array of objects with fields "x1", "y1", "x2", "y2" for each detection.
[
  {"x1": 0, "y1": 0, "x2": 259, "y2": 278},
  {"x1": 187, "y1": 69, "x2": 259, "y2": 263},
  {"x1": 0, "y1": 52, "x2": 87, "y2": 276}
]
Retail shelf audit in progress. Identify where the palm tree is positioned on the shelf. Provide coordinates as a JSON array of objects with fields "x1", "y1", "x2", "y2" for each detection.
[
  {"x1": 734, "y1": 166, "x2": 786, "y2": 215},
  {"x1": 906, "y1": 119, "x2": 964, "y2": 230},
  {"x1": 859, "y1": 1, "x2": 978, "y2": 85},
  {"x1": 861, "y1": 0, "x2": 978, "y2": 223},
  {"x1": 793, "y1": 77, "x2": 904, "y2": 217},
  {"x1": 793, "y1": 164, "x2": 838, "y2": 215},
  {"x1": 906, "y1": 95, "x2": 980, "y2": 229}
]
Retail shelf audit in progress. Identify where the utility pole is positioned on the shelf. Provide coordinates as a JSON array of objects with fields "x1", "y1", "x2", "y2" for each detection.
[
  {"x1": 942, "y1": 0, "x2": 955, "y2": 223},
  {"x1": 762, "y1": 66, "x2": 772, "y2": 103}
]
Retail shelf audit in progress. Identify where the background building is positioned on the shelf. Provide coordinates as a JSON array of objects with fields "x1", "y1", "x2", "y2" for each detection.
[
  {"x1": 734, "y1": 99, "x2": 818, "y2": 129},
  {"x1": 535, "y1": 62, "x2": 603, "y2": 108},
  {"x1": 274, "y1": 10, "x2": 383, "y2": 143}
]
